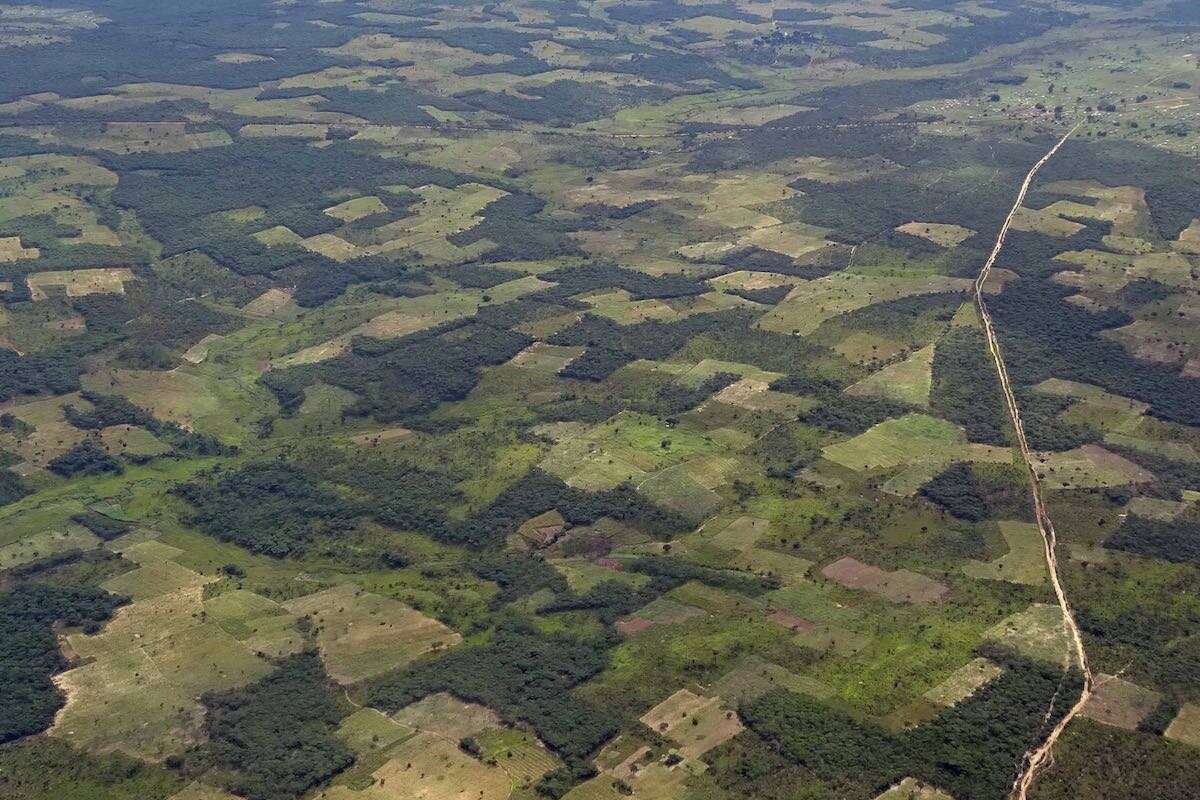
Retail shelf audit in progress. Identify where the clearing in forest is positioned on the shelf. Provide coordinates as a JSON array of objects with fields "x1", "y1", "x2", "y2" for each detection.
[{"x1": 282, "y1": 584, "x2": 461, "y2": 684}]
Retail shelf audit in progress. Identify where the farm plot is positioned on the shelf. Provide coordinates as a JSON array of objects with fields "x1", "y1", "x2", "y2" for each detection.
[
  {"x1": 283, "y1": 584, "x2": 462, "y2": 684},
  {"x1": 984, "y1": 604, "x2": 1072, "y2": 666},
  {"x1": 336, "y1": 708, "x2": 413, "y2": 756},
  {"x1": 507, "y1": 342, "x2": 584, "y2": 373},
  {"x1": 821, "y1": 557, "x2": 949, "y2": 604},
  {"x1": 757, "y1": 271, "x2": 971, "y2": 336},
  {"x1": 638, "y1": 689, "x2": 743, "y2": 759},
  {"x1": 0, "y1": 392, "x2": 91, "y2": 465},
  {"x1": 53, "y1": 575, "x2": 275, "y2": 760},
  {"x1": 1080, "y1": 674, "x2": 1162, "y2": 730},
  {"x1": 0, "y1": 525, "x2": 99, "y2": 571},
  {"x1": 273, "y1": 291, "x2": 483, "y2": 367},
  {"x1": 389, "y1": 693, "x2": 502, "y2": 740},
  {"x1": 1165, "y1": 704, "x2": 1200, "y2": 748},
  {"x1": 616, "y1": 596, "x2": 706, "y2": 637},
  {"x1": 0, "y1": 235, "x2": 37, "y2": 261},
  {"x1": 1031, "y1": 444, "x2": 1153, "y2": 490},
  {"x1": 873, "y1": 778, "x2": 954, "y2": 800},
  {"x1": 895, "y1": 222, "x2": 976, "y2": 248},
  {"x1": 26, "y1": 267, "x2": 135, "y2": 300},
  {"x1": 538, "y1": 411, "x2": 725, "y2": 491},
  {"x1": 710, "y1": 655, "x2": 835, "y2": 704},
  {"x1": 921, "y1": 657, "x2": 1003, "y2": 707},
  {"x1": 319, "y1": 731, "x2": 515, "y2": 800},
  {"x1": 821, "y1": 413, "x2": 1011, "y2": 474},
  {"x1": 845, "y1": 344, "x2": 935, "y2": 407},
  {"x1": 962, "y1": 521, "x2": 1047, "y2": 585}
]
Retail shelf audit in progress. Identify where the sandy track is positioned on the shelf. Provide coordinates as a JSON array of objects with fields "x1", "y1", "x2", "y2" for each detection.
[{"x1": 970, "y1": 123, "x2": 1094, "y2": 800}]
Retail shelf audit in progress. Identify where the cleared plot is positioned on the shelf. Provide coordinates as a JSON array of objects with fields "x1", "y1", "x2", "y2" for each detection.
[
  {"x1": 0, "y1": 393, "x2": 90, "y2": 465},
  {"x1": 241, "y1": 614, "x2": 307, "y2": 658},
  {"x1": 710, "y1": 655, "x2": 835, "y2": 704},
  {"x1": 1080, "y1": 674, "x2": 1161, "y2": 730},
  {"x1": 922, "y1": 657, "x2": 1002, "y2": 707},
  {"x1": 102, "y1": 559, "x2": 217, "y2": 601},
  {"x1": 636, "y1": 462, "x2": 724, "y2": 520},
  {"x1": 171, "y1": 782, "x2": 243, "y2": 800},
  {"x1": 81, "y1": 368, "x2": 228, "y2": 436},
  {"x1": 109, "y1": 537, "x2": 183, "y2": 564},
  {"x1": 539, "y1": 411, "x2": 722, "y2": 491},
  {"x1": 508, "y1": 342, "x2": 584, "y2": 372},
  {"x1": 744, "y1": 548, "x2": 814, "y2": 586},
  {"x1": 202, "y1": 588, "x2": 290, "y2": 639},
  {"x1": 822, "y1": 413, "x2": 1011, "y2": 473},
  {"x1": 707, "y1": 515, "x2": 769, "y2": 551},
  {"x1": 706, "y1": 270, "x2": 800, "y2": 293},
  {"x1": 551, "y1": 558, "x2": 649, "y2": 593},
  {"x1": 1009, "y1": 204, "x2": 1087, "y2": 237},
  {"x1": 325, "y1": 195, "x2": 388, "y2": 223},
  {"x1": 143, "y1": 622, "x2": 272, "y2": 696},
  {"x1": 100, "y1": 423, "x2": 171, "y2": 457},
  {"x1": 984, "y1": 604, "x2": 1072, "y2": 666},
  {"x1": 356, "y1": 183, "x2": 507, "y2": 263},
  {"x1": 617, "y1": 603, "x2": 703, "y2": 636},
  {"x1": 1039, "y1": 181, "x2": 1150, "y2": 238},
  {"x1": 821, "y1": 557, "x2": 948, "y2": 604},
  {"x1": 182, "y1": 333, "x2": 224, "y2": 364},
  {"x1": 580, "y1": 290, "x2": 754, "y2": 326},
  {"x1": 274, "y1": 291, "x2": 482, "y2": 367},
  {"x1": 0, "y1": 235, "x2": 37, "y2": 261},
  {"x1": 713, "y1": 378, "x2": 810, "y2": 415},
  {"x1": 1033, "y1": 378, "x2": 1149, "y2": 414},
  {"x1": 895, "y1": 222, "x2": 975, "y2": 248},
  {"x1": 738, "y1": 222, "x2": 831, "y2": 259},
  {"x1": 253, "y1": 225, "x2": 303, "y2": 246},
  {"x1": 638, "y1": 689, "x2": 743, "y2": 758},
  {"x1": 391, "y1": 693, "x2": 501, "y2": 740},
  {"x1": 514, "y1": 509, "x2": 567, "y2": 549},
  {"x1": 0, "y1": 526, "x2": 99, "y2": 571},
  {"x1": 303, "y1": 232, "x2": 361, "y2": 262},
  {"x1": 242, "y1": 287, "x2": 298, "y2": 317},
  {"x1": 320, "y1": 730, "x2": 514, "y2": 800},
  {"x1": 834, "y1": 331, "x2": 908, "y2": 365},
  {"x1": 1104, "y1": 432, "x2": 1198, "y2": 463},
  {"x1": 767, "y1": 582, "x2": 861, "y2": 626},
  {"x1": 283, "y1": 584, "x2": 461, "y2": 684},
  {"x1": 26, "y1": 267, "x2": 135, "y2": 300},
  {"x1": 1126, "y1": 496, "x2": 1190, "y2": 522},
  {"x1": 873, "y1": 778, "x2": 953, "y2": 800},
  {"x1": 845, "y1": 344, "x2": 934, "y2": 407},
  {"x1": 757, "y1": 271, "x2": 970, "y2": 336},
  {"x1": 1165, "y1": 703, "x2": 1200, "y2": 748},
  {"x1": 53, "y1": 581, "x2": 272, "y2": 759},
  {"x1": 337, "y1": 708, "x2": 413, "y2": 756},
  {"x1": 1032, "y1": 444, "x2": 1152, "y2": 490},
  {"x1": 700, "y1": 205, "x2": 782, "y2": 230},
  {"x1": 688, "y1": 103, "x2": 810, "y2": 126},
  {"x1": 475, "y1": 728, "x2": 561, "y2": 784},
  {"x1": 963, "y1": 521, "x2": 1046, "y2": 585}
]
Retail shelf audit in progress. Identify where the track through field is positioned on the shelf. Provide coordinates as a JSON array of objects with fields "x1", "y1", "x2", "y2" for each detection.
[{"x1": 970, "y1": 123, "x2": 1094, "y2": 800}]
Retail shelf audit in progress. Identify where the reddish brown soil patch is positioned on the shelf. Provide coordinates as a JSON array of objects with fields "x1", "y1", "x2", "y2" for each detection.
[
  {"x1": 767, "y1": 610, "x2": 814, "y2": 632},
  {"x1": 616, "y1": 617, "x2": 654, "y2": 636},
  {"x1": 822, "y1": 556, "x2": 948, "y2": 604}
]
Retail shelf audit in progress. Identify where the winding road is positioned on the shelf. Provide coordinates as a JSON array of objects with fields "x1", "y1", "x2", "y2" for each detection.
[{"x1": 970, "y1": 123, "x2": 1095, "y2": 800}]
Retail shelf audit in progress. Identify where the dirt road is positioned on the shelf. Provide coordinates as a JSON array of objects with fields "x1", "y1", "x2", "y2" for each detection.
[{"x1": 970, "y1": 123, "x2": 1094, "y2": 800}]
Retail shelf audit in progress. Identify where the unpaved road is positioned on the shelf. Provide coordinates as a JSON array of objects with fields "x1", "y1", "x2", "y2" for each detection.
[{"x1": 971, "y1": 123, "x2": 1094, "y2": 800}]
